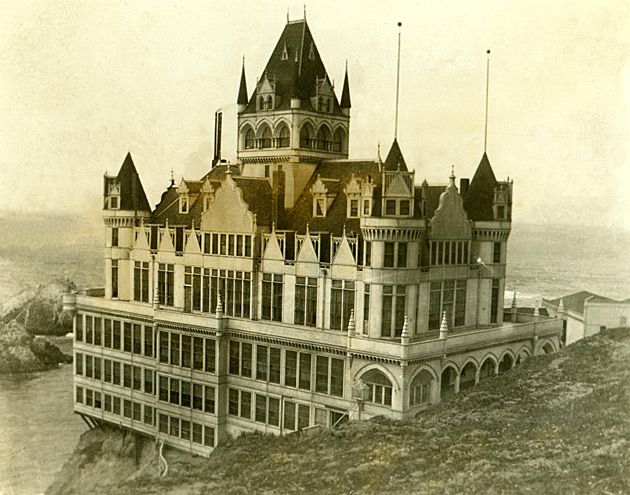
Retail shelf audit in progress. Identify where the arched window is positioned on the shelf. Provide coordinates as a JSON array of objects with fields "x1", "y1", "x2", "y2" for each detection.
[
  {"x1": 316, "y1": 125, "x2": 331, "y2": 151},
  {"x1": 259, "y1": 126, "x2": 272, "y2": 149},
  {"x1": 410, "y1": 370, "x2": 433, "y2": 406},
  {"x1": 258, "y1": 96, "x2": 265, "y2": 111},
  {"x1": 333, "y1": 128, "x2": 345, "y2": 152},
  {"x1": 266, "y1": 95, "x2": 273, "y2": 110},
  {"x1": 299, "y1": 124, "x2": 313, "y2": 148},
  {"x1": 360, "y1": 369, "x2": 393, "y2": 406},
  {"x1": 244, "y1": 128, "x2": 255, "y2": 149},
  {"x1": 459, "y1": 362, "x2": 477, "y2": 390},
  {"x1": 276, "y1": 125, "x2": 290, "y2": 148}
]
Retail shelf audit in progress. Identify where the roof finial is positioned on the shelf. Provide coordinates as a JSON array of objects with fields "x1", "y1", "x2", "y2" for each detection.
[
  {"x1": 287, "y1": 7, "x2": 289, "y2": 23},
  {"x1": 170, "y1": 169, "x2": 175, "y2": 187},
  {"x1": 484, "y1": 49, "x2": 491, "y2": 154},
  {"x1": 394, "y1": 22, "x2": 402, "y2": 140},
  {"x1": 303, "y1": 4, "x2": 306, "y2": 20}
]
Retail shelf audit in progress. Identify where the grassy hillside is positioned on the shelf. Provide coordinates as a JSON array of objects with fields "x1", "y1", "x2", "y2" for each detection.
[{"x1": 48, "y1": 328, "x2": 630, "y2": 494}]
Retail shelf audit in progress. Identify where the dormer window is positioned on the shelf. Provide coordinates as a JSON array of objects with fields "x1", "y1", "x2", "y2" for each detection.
[
  {"x1": 179, "y1": 195, "x2": 189, "y2": 214},
  {"x1": 363, "y1": 199, "x2": 371, "y2": 216},
  {"x1": 315, "y1": 198, "x2": 326, "y2": 217},
  {"x1": 385, "y1": 200, "x2": 396, "y2": 215},
  {"x1": 349, "y1": 199, "x2": 359, "y2": 218},
  {"x1": 399, "y1": 200, "x2": 410, "y2": 216},
  {"x1": 281, "y1": 43, "x2": 289, "y2": 60},
  {"x1": 308, "y1": 41, "x2": 315, "y2": 60},
  {"x1": 106, "y1": 181, "x2": 120, "y2": 210}
]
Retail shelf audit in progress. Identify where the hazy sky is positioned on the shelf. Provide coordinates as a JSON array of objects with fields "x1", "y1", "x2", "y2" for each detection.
[{"x1": 1, "y1": 0, "x2": 628, "y2": 229}]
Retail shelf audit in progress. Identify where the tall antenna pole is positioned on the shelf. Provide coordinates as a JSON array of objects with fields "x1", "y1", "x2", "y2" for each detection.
[
  {"x1": 394, "y1": 22, "x2": 402, "y2": 140},
  {"x1": 484, "y1": 49, "x2": 491, "y2": 153}
]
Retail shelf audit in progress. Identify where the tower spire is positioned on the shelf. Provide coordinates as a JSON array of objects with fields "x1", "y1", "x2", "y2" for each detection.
[
  {"x1": 237, "y1": 57, "x2": 248, "y2": 109},
  {"x1": 340, "y1": 60, "x2": 351, "y2": 112},
  {"x1": 394, "y1": 22, "x2": 402, "y2": 140},
  {"x1": 484, "y1": 49, "x2": 491, "y2": 154}
]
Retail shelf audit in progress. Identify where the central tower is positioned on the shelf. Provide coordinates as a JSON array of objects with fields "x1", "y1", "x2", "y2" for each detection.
[{"x1": 236, "y1": 18, "x2": 351, "y2": 208}]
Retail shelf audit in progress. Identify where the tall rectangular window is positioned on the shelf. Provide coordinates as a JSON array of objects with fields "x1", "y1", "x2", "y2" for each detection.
[
  {"x1": 123, "y1": 322, "x2": 132, "y2": 352},
  {"x1": 493, "y1": 242, "x2": 502, "y2": 264},
  {"x1": 158, "y1": 264, "x2": 174, "y2": 306},
  {"x1": 204, "y1": 386, "x2": 215, "y2": 414},
  {"x1": 159, "y1": 331, "x2": 169, "y2": 363},
  {"x1": 491, "y1": 278, "x2": 500, "y2": 324},
  {"x1": 397, "y1": 243, "x2": 407, "y2": 268},
  {"x1": 170, "y1": 333, "x2": 180, "y2": 366},
  {"x1": 384, "y1": 242, "x2": 395, "y2": 267},
  {"x1": 75, "y1": 315, "x2": 83, "y2": 342},
  {"x1": 111, "y1": 228, "x2": 119, "y2": 247},
  {"x1": 315, "y1": 356, "x2": 329, "y2": 394},
  {"x1": 229, "y1": 340, "x2": 240, "y2": 375},
  {"x1": 294, "y1": 277, "x2": 317, "y2": 327},
  {"x1": 269, "y1": 347, "x2": 281, "y2": 384},
  {"x1": 104, "y1": 320, "x2": 112, "y2": 349},
  {"x1": 144, "y1": 326, "x2": 153, "y2": 357},
  {"x1": 256, "y1": 345, "x2": 268, "y2": 381},
  {"x1": 133, "y1": 261, "x2": 149, "y2": 302},
  {"x1": 112, "y1": 320, "x2": 121, "y2": 350},
  {"x1": 133, "y1": 324, "x2": 142, "y2": 354},
  {"x1": 298, "y1": 353, "x2": 311, "y2": 390},
  {"x1": 330, "y1": 280, "x2": 355, "y2": 330},
  {"x1": 111, "y1": 260, "x2": 118, "y2": 298},
  {"x1": 262, "y1": 274, "x2": 283, "y2": 322},
  {"x1": 365, "y1": 241, "x2": 371, "y2": 266},
  {"x1": 428, "y1": 280, "x2": 467, "y2": 330},
  {"x1": 363, "y1": 284, "x2": 370, "y2": 334},
  {"x1": 193, "y1": 337, "x2": 204, "y2": 370},
  {"x1": 205, "y1": 339, "x2": 216, "y2": 373},
  {"x1": 285, "y1": 350, "x2": 297, "y2": 387},
  {"x1": 381, "y1": 285, "x2": 406, "y2": 337},
  {"x1": 181, "y1": 335, "x2": 191, "y2": 368}
]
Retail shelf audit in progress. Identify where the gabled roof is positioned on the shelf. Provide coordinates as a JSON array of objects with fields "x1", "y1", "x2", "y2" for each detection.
[
  {"x1": 383, "y1": 139, "x2": 408, "y2": 172},
  {"x1": 547, "y1": 291, "x2": 599, "y2": 315},
  {"x1": 242, "y1": 19, "x2": 342, "y2": 114},
  {"x1": 462, "y1": 152, "x2": 497, "y2": 221},
  {"x1": 116, "y1": 153, "x2": 151, "y2": 212}
]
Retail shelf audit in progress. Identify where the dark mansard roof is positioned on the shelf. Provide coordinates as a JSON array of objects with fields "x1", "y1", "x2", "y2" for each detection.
[
  {"x1": 241, "y1": 19, "x2": 344, "y2": 115},
  {"x1": 150, "y1": 164, "x2": 272, "y2": 228}
]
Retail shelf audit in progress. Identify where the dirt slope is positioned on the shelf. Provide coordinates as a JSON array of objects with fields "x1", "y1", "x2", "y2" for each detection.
[{"x1": 48, "y1": 328, "x2": 630, "y2": 495}]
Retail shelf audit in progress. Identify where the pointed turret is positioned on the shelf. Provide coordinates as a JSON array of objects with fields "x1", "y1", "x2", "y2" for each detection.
[
  {"x1": 104, "y1": 152, "x2": 151, "y2": 213},
  {"x1": 383, "y1": 139, "x2": 408, "y2": 171},
  {"x1": 237, "y1": 60, "x2": 248, "y2": 112},
  {"x1": 462, "y1": 152, "x2": 497, "y2": 221},
  {"x1": 340, "y1": 63, "x2": 351, "y2": 115}
]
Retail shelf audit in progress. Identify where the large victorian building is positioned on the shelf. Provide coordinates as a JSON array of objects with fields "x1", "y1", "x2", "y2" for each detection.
[{"x1": 65, "y1": 18, "x2": 562, "y2": 455}]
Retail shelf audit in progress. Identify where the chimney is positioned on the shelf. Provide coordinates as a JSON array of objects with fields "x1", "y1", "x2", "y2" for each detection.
[
  {"x1": 271, "y1": 170, "x2": 285, "y2": 227},
  {"x1": 460, "y1": 178, "x2": 470, "y2": 196},
  {"x1": 212, "y1": 111, "x2": 222, "y2": 168}
]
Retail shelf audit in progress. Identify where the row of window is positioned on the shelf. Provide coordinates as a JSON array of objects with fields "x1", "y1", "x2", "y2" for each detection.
[
  {"x1": 227, "y1": 388, "x2": 348, "y2": 431},
  {"x1": 76, "y1": 386, "x2": 155, "y2": 426},
  {"x1": 429, "y1": 241, "x2": 471, "y2": 266},
  {"x1": 76, "y1": 353, "x2": 154, "y2": 394},
  {"x1": 158, "y1": 412, "x2": 215, "y2": 447},
  {"x1": 157, "y1": 375, "x2": 215, "y2": 414},
  {"x1": 75, "y1": 315, "x2": 154, "y2": 357},
  {"x1": 158, "y1": 331, "x2": 216, "y2": 373},
  {"x1": 228, "y1": 340, "x2": 345, "y2": 397}
]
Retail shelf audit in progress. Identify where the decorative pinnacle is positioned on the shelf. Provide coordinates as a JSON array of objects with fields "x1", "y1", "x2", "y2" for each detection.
[
  {"x1": 401, "y1": 316, "x2": 409, "y2": 337},
  {"x1": 347, "y1": 308, "x2": 356, "y2": 334},
  {"x1": 558, "y1": 298, "x2": 565, "y2": 312},
  {"x1": 511, "y1": 291, "x2": 518, "y2": 309},
  {"x1": 439, "y1": 311, "x2": 449, "y2": 338},
  {"x1": 534, "y1": 299, "x2": 540, "y2": 316},
  {"x1": 216, "y1": 293, "x2": 224, "y2": 315}
]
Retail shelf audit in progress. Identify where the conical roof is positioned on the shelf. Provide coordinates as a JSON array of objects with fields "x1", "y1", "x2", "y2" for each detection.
[
  {"x1": 242, "y1": 19, "x2": 342, "y2": 114},
  {"x1": 463, "y1": 152, "x2": 497, "y2": 220},
  {"x1": 237, "y1": 62, "x2": 248, "y2": 105},
  {"x1": 116, "y1": 152, "x2": 151, "y2": 212},
  {"x1": 340, "y1": 65, "x2": 351, "y2": 108},
  {"x1": 383, "y1": 139, "x2": 408, "y2": 171}
]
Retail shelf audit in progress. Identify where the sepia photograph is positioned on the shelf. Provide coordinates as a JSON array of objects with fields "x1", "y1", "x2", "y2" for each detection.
[{"x1": 0, "y1": 1, "x2": 629, "y2": 493}]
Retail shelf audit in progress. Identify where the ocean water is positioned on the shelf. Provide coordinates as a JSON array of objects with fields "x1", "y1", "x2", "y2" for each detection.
[{"x1": 0, "y1": 219, "x2": 628, "y2": 494}]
